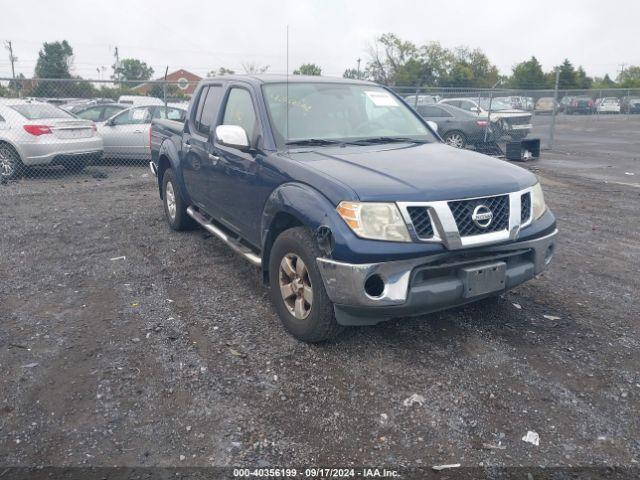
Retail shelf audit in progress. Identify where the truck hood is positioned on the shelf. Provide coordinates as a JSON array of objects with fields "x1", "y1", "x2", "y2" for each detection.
[{"x1": 286, "y1": 142, "x2": 537, "y2": 202}]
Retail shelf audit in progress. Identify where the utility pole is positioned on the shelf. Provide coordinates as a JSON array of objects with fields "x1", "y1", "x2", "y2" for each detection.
[
  {"x1": 356, "y1": 58, "x2": 361, "y2": 78},
  {"x1": 549, "y1": 67, "x2": 561, "y2": 150},
  {"x1": 114, "y1": 47, "x2": 120, "y2": 84},
  {"x1": 5, "y1": 41, "x2": 18, "y2": 96}
]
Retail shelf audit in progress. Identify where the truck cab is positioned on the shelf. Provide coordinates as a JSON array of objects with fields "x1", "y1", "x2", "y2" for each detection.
[{"x1": 151, "y1": 75, "x2": 557, "y2": 343}]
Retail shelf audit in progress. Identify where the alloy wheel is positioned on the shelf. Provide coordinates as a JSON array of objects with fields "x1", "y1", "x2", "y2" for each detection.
[
  {"x1": 445, "y1": 133, "x2": 465, "y2": 148},
  {"x1": 279, "y1": 253, "x2": 313, "y2": 320},
  {"x1": 165, "y1": 181, "x2": 177, "y2": 220}
]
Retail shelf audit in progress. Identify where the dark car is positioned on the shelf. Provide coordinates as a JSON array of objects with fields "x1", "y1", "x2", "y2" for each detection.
[
  {"x1": 621, "y1": 97, "x2": 640, "y2": 114},
  {"x1": 73, "y1": 103, "x2": 128, "y2": 122},
  {"x1": 150, "y1": 76, "x2": 556, "y2": 343},
  {"x1": 415, "y1": 103, "x2": 493, "y2": 148},
  {"x1": 565, "y1": 96, "x2": 594, "y2": 115}
]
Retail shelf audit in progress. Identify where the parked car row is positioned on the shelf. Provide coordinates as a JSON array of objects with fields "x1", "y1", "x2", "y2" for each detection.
[{"x1": 0, "y1": 97, "x2": 187, "y2": 180}]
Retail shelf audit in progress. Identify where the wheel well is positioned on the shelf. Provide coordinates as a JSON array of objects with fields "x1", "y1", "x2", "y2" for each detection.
[
  {"x1": 261, "y1": 212, "x2": 304, "y2": 283},
  {"x1": 157, "y1": 155, "x2": 171, "y2": 199}
]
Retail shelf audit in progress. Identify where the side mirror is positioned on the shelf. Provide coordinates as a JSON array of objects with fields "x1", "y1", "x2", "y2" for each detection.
[
  {"x1": 215, "y1": 125, "x2": 249, "y2": 151},
  {"x1": 426, "y1": 120, "x2": 438, "y2": 132},
  {"x1": 470, "y1": 107, "x2": 480, "y2": 113}
]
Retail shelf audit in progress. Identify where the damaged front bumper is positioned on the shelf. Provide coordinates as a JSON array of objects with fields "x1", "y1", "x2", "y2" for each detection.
[{"x1": 316, "y1": 229, "x2": 557, "y2": 326}]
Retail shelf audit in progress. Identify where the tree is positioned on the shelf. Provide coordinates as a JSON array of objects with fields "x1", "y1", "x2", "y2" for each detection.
[
  {"x1": 575, "y1": 66, "x2": 593, "y2": 89},
  {"x1": 592, "y1": 74, "x2": 617, "y2": 89},
  {"x1": 509, "y1": 56, "x2": 548, "y2": 89},
  {"x1": 207, "y1": 67, "x2": 235, "y2": 77},
  {"x1": 242, "y1": 62, "x2": 269, "y2": 74},
  {"x1": 343, "y1": 68, "x2": 365, "y2": 80},
  {"x1": 112, "y1": 58, "x2": 154, "y2": 83},
  {"x1": 365, "y1": 33, "x2": 417, "y2": 85},
  {"x1": 556, "y1": 59, "x2": 578, "y2": 89},
  {"x1": 617, "y1": 66, "x2": 640, "y2": 88},
  {"x1": 293, "y1": 63, "x2": 322, "y2": 76},
  {"x1": 35, "y1": 41, "x2": 73, "y2": 78}
]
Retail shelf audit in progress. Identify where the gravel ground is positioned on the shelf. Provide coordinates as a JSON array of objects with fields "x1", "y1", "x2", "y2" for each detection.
[{"x1": 0, "y1": 117, "x2": 639, "y2": 469}]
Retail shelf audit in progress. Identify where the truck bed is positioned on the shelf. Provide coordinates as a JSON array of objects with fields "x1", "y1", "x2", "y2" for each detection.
[{"x1": 150, "y1": 118, "x2": 184, "y2": 164}]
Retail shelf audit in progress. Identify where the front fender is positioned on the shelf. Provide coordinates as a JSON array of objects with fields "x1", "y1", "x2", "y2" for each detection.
[{"x1": 261, "y1": 182, "x2": 350, "y2": 254}]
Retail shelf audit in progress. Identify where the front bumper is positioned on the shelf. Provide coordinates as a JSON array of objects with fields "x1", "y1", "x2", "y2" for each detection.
[{"x1": 316, "y1": 228, "x2": 557, "y2": 325}]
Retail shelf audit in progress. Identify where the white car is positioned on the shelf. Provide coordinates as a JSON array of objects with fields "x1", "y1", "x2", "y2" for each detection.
[
  {"x1": 596, "y1": 97, "x2": 621, "y2": 114},
  {"x1": 97, "y1": 104, "x2": 186, "y2": 160},
  {"x1": 0, "y1": 99, "x2": 103, "y2": 180},
  {"x1": 439, "y1": 97, "x2": 532, "y2": 140}
]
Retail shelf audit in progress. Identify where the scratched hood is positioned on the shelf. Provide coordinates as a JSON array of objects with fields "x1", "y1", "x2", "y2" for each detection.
[{"x1": 286, "y1": 142, "x2": 537, "y2": 202}]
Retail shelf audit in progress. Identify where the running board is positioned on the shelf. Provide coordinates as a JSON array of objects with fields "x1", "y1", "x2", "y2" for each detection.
[{"x1": 186, "y1": 206, "x2": 262, "y2": 267}]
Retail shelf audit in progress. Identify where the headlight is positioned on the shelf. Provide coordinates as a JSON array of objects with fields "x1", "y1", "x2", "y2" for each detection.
[
  {"x1": 531, "y1": 182, "x2": 547, "y2": 220},
  {"x1": 336, "y1": 201, "x2": 411, "y2": 242}
]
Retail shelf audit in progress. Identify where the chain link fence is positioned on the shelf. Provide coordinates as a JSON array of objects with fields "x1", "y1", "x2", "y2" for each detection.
[{"x1": 1, "y1": 77, "x2": 639, "y2": 186}]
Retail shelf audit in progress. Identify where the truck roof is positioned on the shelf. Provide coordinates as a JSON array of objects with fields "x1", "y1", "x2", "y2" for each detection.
[{"x1": 201, "y1": 74, "x2": 377, "y2": 87}]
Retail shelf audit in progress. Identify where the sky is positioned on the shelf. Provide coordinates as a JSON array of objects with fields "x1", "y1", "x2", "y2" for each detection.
[{"x1": 0, "y1": 0, "x2": 637, "y2": 81}]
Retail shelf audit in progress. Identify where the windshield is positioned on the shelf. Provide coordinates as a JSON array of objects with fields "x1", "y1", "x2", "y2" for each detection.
[
  {"x1": 262, "y1": 83, "x2": 436, "y2": 148},
  {"x1": 10, "y1": 103, "x2": 73, "y2": 120},
  {"x1": 477, "y1": 98, "x2": 513, "y2": 111}
]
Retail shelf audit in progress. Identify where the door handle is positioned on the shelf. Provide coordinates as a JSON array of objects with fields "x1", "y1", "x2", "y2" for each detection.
[{"x1": 133, "y1": 130, "x2": 143, "y2": 134}]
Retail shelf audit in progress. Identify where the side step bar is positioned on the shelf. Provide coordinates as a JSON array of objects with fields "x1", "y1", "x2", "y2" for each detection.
[{"x1": 186, "y1": 206, "x2": 262, "y2": 267}]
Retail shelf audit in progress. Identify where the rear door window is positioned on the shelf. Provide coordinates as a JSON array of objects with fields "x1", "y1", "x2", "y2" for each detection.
[
  {"x1": 418, "y1": 106, "x2": 449, "y2": 117},
  {"x1": 112, "y1": 107, "x2": 152, "y2": 125}
]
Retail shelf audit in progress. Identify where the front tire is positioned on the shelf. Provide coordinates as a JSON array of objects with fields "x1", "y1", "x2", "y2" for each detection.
[
  {"x1": 0, "y1": 143, "x2": 23, "y2": 181},
  {"x1": 162, "y1": 169, "x2": 195, "y2": 231},
  {"x1": 269, "y1": 227, "x2": 343, "y2": 343}
]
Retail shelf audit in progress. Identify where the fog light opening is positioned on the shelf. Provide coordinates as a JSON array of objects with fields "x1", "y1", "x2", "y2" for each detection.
[
  {"x1": 544, "y1": 244, "x2": 554, "y2": 265},
  {"x1": 364, "y1": 274, "x2": 385, "y2": 298}
]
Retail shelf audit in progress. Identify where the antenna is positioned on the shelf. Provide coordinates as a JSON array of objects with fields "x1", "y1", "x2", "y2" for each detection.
[{"x1": 286, "y1": 24, "x2": 289, "y2": 146}]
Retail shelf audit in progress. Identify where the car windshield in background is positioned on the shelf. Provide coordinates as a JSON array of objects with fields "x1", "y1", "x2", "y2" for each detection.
[
  {"x1": 10, "y1": 104, "x2": 73, "y2": 120},
  {"x1": 477, "y1": 99, "x2": 513, "y2": 111},
  {"x1": 262, "y1": 83, "x2": 435, "y2": 148}
]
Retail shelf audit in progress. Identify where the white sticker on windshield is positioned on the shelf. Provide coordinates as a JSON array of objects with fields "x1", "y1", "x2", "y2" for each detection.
[{"x1": 365, "y1": 90, "x2": 399, "y2": 107}]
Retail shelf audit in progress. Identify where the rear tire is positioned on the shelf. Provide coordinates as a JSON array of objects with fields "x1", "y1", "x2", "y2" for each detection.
[
  {"x1": 62, "y1": 160, "x2": 87, "y2": 173},
  {"x1": 0, "y1": 143, "x2": 23, "y2": 181},
  {"x1": 162, "y1": 168, "x2": 196, "y2": 231},
  {"x1": 269, "y1": 227, "x2": 343, "y2": 343},
  {"x1": 443, "y1": 131, "x2": 467, "y2": 149}
]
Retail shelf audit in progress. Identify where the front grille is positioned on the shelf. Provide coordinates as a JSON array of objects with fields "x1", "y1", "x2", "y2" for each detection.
[
  {"x1": 448, "y1": 195, "x2": 509, "y2": 236},
  {"x1": 407, "y1": 207, "x2": 434, "y2": 239},
  {"x1": 521, "y1": 192, "x2": 531, "y2": 223}
]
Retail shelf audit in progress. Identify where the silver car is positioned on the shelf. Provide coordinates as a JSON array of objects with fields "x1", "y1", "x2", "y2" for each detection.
[
  {"x1": 97, "y1": 105, "x2": 186, "y2": 160},
  {"x1": 0, "y1": 99, "x2": 103, "y2": 180}
]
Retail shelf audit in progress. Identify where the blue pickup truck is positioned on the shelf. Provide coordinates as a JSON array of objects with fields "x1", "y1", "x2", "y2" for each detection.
[{"x1": 150, "y1": 75, "x2": 557, "y2": 342}]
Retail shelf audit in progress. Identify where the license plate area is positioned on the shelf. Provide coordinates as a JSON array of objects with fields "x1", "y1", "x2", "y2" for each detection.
[{"x1": 460, "y1": 261, "x2": 506, "y2": 298}]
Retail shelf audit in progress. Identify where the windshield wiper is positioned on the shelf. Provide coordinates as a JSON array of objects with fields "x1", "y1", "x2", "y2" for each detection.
[
  {"x1": 347, "y1": 136, "x2": 428, "y2": 145},
  {"x1": 285, "y1": 138, "x2": 344, "y2": 147}
]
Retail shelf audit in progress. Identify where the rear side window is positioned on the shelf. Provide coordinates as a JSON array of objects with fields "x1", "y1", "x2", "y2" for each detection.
[
  {"x1": 195, "y1": 86, "x2": 223, "y2": 135},
  {"x1": 10, "y1": 104, "x2": 72, "y2": 119},
  {"x1": 418, "y1": 106, "x2": 449, "y2": 117},
  {"x1": 222, "y1": 88, "x2": 257, "y2": 141}
]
